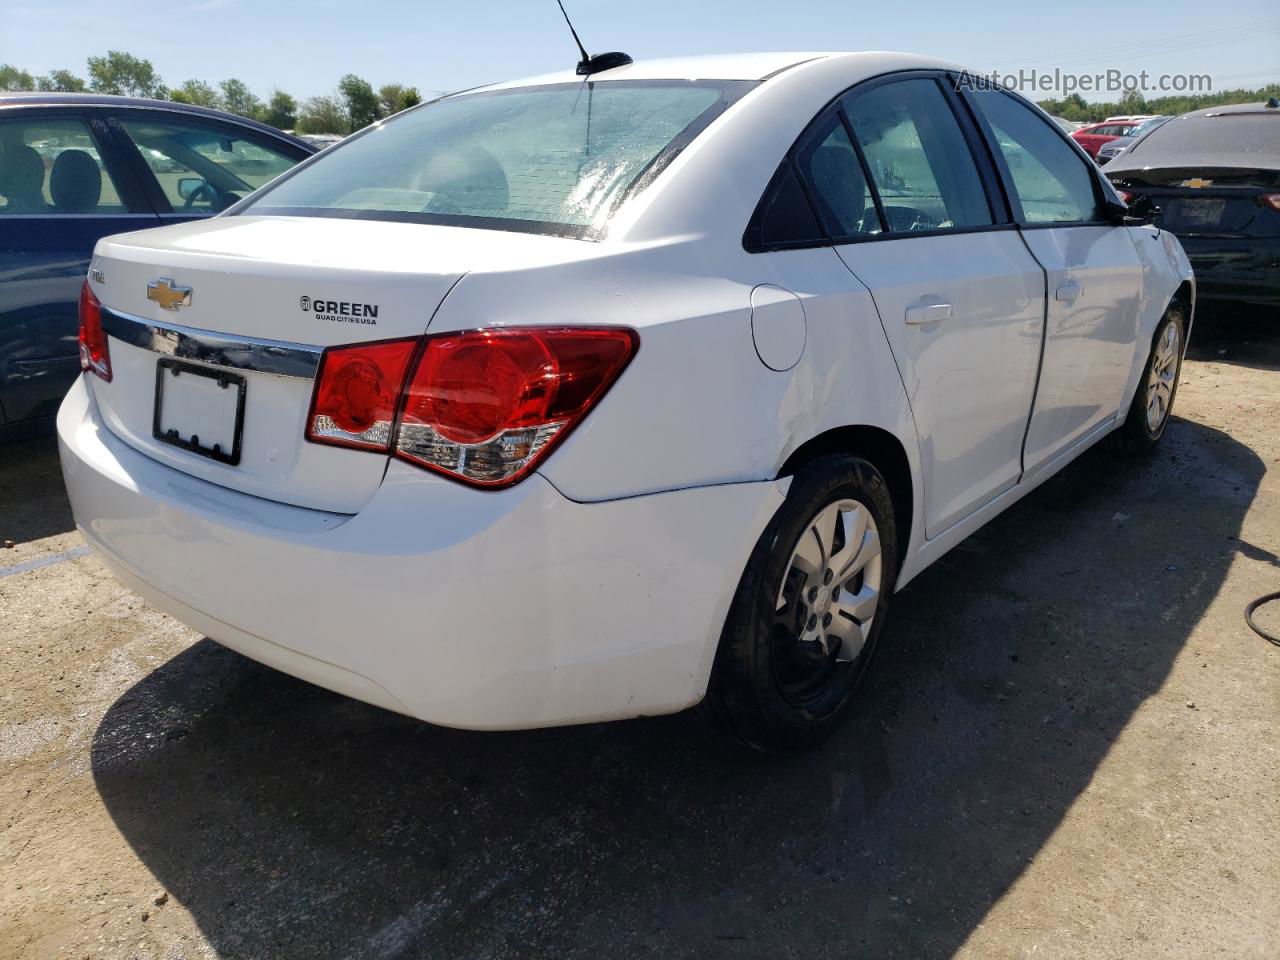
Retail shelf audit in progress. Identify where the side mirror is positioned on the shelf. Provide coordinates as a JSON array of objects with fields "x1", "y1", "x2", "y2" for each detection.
[
  {"x1": 176, "y1": 177, "x2": 204, "y2": 200},
  {"x1": 1106, "y1": 193, "x2": 1159, "y2": 227}
]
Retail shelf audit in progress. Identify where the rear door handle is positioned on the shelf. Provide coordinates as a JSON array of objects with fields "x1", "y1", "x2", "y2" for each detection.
[
  {"x1": 1056, "y1": 280, "x2": 1084, "y2": 302},
  {"x1": 905, "y1": 302, "x2": 952, "y2": 325}
]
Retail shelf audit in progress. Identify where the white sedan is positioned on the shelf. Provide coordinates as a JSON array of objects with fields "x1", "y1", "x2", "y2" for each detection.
[{"x1": 58, "y1": 52, "x2": 1193, "y2": 750}]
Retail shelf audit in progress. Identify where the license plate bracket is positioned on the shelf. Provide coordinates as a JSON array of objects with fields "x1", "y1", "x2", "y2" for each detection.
[
  {"x1": 152, "y1": 358, "x2": 246, "y2": 466},
  {"x1": 1172, "y1": 197, "x2": 1226, "y2": 227}
]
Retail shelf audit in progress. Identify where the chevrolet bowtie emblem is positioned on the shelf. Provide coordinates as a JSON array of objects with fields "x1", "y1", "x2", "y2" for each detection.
[
  {"x1": 1180, "y1": 178, "x2": 1213, "y2": 189},
  {"x1": 147, "y1": 278, "x2": 192, "y2": 311}
]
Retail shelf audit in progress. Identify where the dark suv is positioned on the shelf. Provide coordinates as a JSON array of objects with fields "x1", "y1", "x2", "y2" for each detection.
[{"x1": 0, "y1": 93, "x2": 316, "y2": 438}]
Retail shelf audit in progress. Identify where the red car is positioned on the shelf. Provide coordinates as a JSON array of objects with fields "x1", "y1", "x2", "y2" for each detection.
[{"x1": 1070, "y1": 120, "x2": 1140, "y2": 159}]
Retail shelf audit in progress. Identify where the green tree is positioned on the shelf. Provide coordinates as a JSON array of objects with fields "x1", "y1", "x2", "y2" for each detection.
[
  {"x1": 378, "y1": 83, "x2": 422, "y2": 117},
  {"x1": 0, "y1": 64, "x2": 36, "y2": 91},
  {"x1": 169, "y1": 79, "x2": 221, "y2": 108},
  {"x1": 296, "y1": 95, "x2": 346, "y2": 135},
  {"x1": 1038, "y1": 83, "x2": 1280, "y2": 125},
  {"x1": 262, "y1": 89, "x2": 298, "y2": 130},
  {"x1": 1117, "y1": 88, "x2": 1147, "y2": 114},
  {"x1": 87, "y1": 51, "x2": 164, "y2": 98},
  {"x1": 338, "y1": 74, "x2": 381, "y2": 132},
  {"x1": 219, "y1": 78, "x2": 262, "y2": 119},
  {"x1": 36, "y1": 69, "x2": 87, "y2": 92}
]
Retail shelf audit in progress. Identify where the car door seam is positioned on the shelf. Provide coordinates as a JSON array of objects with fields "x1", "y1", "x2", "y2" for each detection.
[{"x1": 1013, "y1": 225, "x2": 1052, "y2": 482}]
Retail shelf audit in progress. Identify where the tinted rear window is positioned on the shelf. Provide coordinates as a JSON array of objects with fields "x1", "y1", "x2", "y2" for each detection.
[
  {"x1": 1129, "y1": 113, "x2": 1280, "y2": 160},
  {"x1": 241, "y1": 80, "x2": 752, "y2": 239}
]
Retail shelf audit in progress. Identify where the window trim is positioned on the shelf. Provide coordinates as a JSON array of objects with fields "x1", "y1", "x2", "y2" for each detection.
[
  {"x1": 955, "y1": 83, "x2": 1117, "y2": 230},
  {"x1": 0, "y1": 107, "x2": 151, "y2": 216}
]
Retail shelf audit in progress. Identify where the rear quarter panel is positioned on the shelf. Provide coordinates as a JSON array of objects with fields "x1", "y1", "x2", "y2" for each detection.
[
  {"x1": 432, "y1": 237, "x2": 920, "y2": 519},
  {"x1": 1118, "y1": 225, "x2": 1195, "y2": 411}
]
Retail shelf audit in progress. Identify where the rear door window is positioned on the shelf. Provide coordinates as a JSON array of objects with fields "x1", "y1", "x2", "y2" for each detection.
[
  {"x1": 0, "y1": 116, "x2": 131, "y2": 215},
  {"x1": 843, "y1": 78, "x2": 993, "y2": 233},
  {"x1": 797, "y1": 115, "x2": 882, "y2": 238}
]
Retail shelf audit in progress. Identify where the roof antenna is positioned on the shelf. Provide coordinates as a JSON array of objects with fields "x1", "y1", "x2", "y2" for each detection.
[{"x1": 555, "y1": 0, "x2": 632, "y2": 76}]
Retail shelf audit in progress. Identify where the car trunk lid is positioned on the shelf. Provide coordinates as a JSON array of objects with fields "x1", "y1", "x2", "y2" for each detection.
[
  {"x1": 1111, "y1": 166, "x2": 1280, "y2": 238},
  {"x1": 86, "y1": 216, "x2": 582, "y2": 513}
]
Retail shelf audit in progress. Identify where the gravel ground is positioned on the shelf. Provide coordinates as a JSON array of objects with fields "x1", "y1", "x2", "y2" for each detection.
[{"x1": 1, "y1": 318, "x2": 1278, "y2": 960}]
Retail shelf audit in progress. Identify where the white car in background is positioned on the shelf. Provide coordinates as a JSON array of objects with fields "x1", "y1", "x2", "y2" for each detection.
[{"x1": 59, "y1": 52, "x2": 1193, "y2": 750}]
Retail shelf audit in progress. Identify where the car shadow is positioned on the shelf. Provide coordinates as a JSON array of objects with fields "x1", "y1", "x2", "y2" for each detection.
[
  {"x1": 1187, "y1": 308, "x2": 1280, "y2": 371},
  {"x1": 91, "y1": 414, "x2": 1262, "y2": 959},
  {"x1": 0, "y1": 434, "x2": 76, "y2": 546}
]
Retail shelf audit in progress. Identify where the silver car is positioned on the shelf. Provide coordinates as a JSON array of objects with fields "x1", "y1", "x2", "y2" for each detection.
[{"x1": 1097, "y1": 116, "x2": 1172, "y2": 164}]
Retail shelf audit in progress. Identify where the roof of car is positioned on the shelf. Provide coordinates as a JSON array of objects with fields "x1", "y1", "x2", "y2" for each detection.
[
  {"x1": 0, "y1": 92, "x2": 314, "y2": 149},
  {"x1": 473, "y1": 52, "x2": 843, "y2": 91},
  {"x1": 1195, "y1": 101, "x2": 1280, "y2": 117}
]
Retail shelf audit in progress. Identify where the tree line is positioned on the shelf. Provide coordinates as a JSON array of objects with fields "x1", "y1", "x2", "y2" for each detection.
[
  {"x1": 1036, "y1": 85, "x2": 1280, "y2": 123},
  {"x1": 0, "y1": 51, "x2": 425, "y2": 135}
]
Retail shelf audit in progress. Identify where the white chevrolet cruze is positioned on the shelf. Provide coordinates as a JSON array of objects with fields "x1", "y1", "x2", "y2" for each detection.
[{"x1": 59, "y1": 52, "x2": 1193, "y2": 750}]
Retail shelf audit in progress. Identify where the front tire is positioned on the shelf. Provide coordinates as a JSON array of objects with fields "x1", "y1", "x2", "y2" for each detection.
[
  {"x1": 1116, "y1": 301, "x2": 1187, "y2": 454},
  {"x1": 701, "y1": 454, "x2": 899, "y2": 751}
]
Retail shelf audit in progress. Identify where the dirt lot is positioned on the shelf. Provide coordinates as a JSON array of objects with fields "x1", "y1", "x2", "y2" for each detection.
[{"x1": 2, "y1": 320, "x2": 1278, "y2": 960}]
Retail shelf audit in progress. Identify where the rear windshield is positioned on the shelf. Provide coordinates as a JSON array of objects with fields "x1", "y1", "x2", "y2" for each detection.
[
  {"x1": 240, "y1": 80, "x2": 752, "y2": 239},
  {"x1": 1128, "y1": 112, "x2": 1280, "y2": 159}
]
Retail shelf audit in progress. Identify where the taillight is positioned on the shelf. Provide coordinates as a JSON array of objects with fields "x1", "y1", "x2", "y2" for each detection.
[
  {"x1": 1116, "y1": 189, "x2": 1134, "y2": 204},
  {"x1": 1260, "y1": 193, "x2": 1280, "y2": 212},
  {"x1": 396, "y1": 327, "x2": 638, "y2": 487},
  {"x1": 78, "y1": 280, "x2": 111, "y2": 382},
  {"x1": 304, "y1": 326, "x2": 638, "y2": 488},
  {"x1": 306, "y1": 338, "x2": 418, "y2": 451}
]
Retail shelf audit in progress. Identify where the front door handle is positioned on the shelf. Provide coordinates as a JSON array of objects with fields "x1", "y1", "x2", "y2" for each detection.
[
  {"x1": 1056, "y1": 280, "x2": 1084, "y2": 302},
  {"x1": 905, "y1": 301, "x2": 952, "y2": 325}
]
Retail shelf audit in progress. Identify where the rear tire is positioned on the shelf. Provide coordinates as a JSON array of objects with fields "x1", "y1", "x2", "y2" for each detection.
[
  {"x1": 1115, "y1": 301, "x2": 1186, "y2": 455},
  {"x1": 701, "y1": 454, "x2": 898, "y2": 752}
]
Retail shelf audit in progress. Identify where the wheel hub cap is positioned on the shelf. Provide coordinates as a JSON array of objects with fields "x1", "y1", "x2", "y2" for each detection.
[{"x1": 775, "y1": 499, "x2": 883, "y2": 668}]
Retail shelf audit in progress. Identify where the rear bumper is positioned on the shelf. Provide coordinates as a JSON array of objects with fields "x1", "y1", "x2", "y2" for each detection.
[
  {"x1": 58, "y1": 376, "x2": 784, "y2": 729},
  {"x1": 1173, "y1": 236, "x2": 1280, "y2": 309}
]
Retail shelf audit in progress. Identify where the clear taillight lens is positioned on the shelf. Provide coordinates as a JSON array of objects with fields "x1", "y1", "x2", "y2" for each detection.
[
  {"x1": 78, "y1": 280, "x2": 111, "y2": 382},
  {"x1": 306, "y1": 338, "x2": 418, "y2": 451},
  {"x1": 396, "y1": 327, "x2": 638, "y2": 487}
]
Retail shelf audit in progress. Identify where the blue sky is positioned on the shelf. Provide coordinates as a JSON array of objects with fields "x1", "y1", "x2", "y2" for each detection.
[{"x1": 3, "y1": 0, "x2": 1277, "y2": 102}]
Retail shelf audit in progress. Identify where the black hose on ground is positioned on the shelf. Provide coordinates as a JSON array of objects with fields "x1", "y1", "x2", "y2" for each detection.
[{"x1": 1244, "y1": 592, "x2": 1280, "y2": 647}]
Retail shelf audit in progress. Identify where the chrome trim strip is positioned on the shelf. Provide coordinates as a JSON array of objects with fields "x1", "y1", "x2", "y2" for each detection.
[{"x1": 101, "y1": 307, "x2": 322, "y2": 380}]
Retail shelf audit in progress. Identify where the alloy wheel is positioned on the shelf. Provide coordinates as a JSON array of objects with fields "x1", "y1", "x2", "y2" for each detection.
[{"x1": 1145, "y1": 320, "x2": 1181, "y2": 432}]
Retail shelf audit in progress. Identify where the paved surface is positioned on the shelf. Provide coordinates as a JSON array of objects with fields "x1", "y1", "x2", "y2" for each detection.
[{"x1": 2, "y1": 320, "x2": 1278, "y2": 960}]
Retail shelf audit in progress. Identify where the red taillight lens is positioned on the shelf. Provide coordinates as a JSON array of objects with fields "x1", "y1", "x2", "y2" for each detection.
[
  {"x1": 1260, "y1": 193, "x2": 1280, "y2": 212},
  {"x1": 78, "y1": 280, "x2": 111, "y2": 382},
  {"x1": 396, "y1": 327, "x2": 638, "y2": 487},
  {"x1": 306, "y1": 338, "x2": 418, "y2": 451},
  {"x1": 1116, "y1": 189, "x2": 1134, "y2": 204}
]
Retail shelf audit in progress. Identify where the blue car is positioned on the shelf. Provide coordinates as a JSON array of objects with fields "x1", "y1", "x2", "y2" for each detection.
[{"x1": 0, "y1": 93, "x2": 315, "y2": 438}]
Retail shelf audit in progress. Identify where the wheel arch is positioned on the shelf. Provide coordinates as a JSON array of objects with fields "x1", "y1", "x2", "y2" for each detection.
[
  {"x1": 777, "y1": 424, "x2": 915, "y2": 564},
  {"x1": 1171, "y1": 279, "x2": 1194, "y2": 343}
]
